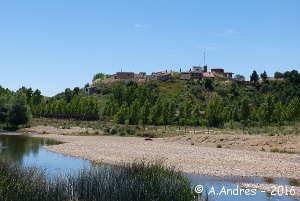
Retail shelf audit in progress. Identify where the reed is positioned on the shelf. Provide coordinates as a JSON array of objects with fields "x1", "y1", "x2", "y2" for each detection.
[{"x1": 0, "y1": 158, "x2": 208, "y2": 201}]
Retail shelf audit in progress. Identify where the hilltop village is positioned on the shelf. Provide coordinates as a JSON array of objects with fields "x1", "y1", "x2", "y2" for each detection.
[{"x1": 85, "y1": 65, "x2": 282, "y2": 95}]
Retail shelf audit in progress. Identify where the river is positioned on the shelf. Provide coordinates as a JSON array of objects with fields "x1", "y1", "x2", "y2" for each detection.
[{"x1": 0, "y1": 132, "x2": 299, "y2": 201}]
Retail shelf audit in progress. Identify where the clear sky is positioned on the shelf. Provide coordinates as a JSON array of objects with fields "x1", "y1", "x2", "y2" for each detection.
[{"x1": 1, "y1": 0, "x2": 299, "y2": 96}]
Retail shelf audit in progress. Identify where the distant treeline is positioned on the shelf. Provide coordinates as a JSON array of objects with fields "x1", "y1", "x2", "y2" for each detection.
[{"x1": 0, "y1": 70, "x2": 300, "y2": 129}]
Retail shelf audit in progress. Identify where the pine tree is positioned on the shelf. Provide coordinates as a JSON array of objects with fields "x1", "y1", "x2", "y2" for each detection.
[{"x1": 250, "y1": 70, "x2": 259, "y2": 83}]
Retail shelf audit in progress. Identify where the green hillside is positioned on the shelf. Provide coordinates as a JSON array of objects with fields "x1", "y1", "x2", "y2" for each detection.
[{"x1": 1, "y1": 70, "x2": 300, "y2": 130}]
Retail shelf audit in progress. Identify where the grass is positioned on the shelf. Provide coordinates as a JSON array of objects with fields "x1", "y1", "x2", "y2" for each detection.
[{"x1": 0, "y1": 158, "x2": 209, "y2": 201}]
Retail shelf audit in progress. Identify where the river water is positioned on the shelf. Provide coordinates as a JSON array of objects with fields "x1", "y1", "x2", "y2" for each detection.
[{"x1": 0, "y1": 132, "x2": 299, "y2": 201}]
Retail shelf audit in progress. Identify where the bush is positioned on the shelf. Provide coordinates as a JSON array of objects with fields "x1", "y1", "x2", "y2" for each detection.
[
  {"x1": 109, "y1": 127, "x2": 118, "y2": 135},
  {"x1": 141, "y1": 133, "x2": 155, "y2": 138},
  {"x1": 125, "y1": 126, "x2": 136, "y2": 135}
]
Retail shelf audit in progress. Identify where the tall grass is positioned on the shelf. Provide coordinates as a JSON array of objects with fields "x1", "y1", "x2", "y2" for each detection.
[{"x1": 0, "y1": 159, "x2": 207, "y2": 201}]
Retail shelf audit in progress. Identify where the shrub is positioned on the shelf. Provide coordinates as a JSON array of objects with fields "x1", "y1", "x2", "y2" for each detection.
[
  {"x1": 125, "y1": 126, "x2": 136, "y2": 135},
  {"x1": 109, "y1": 127, "x2": 118, "y2": 135},
  {"x1": 141, "y1": 133, "x2": 155, "y2": 138},
  {"x1": 270, "y1": 148, "x2": 280, "y2": 153}
]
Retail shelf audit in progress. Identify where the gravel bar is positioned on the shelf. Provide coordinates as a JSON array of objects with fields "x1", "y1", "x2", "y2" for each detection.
[{"x1": 34, "y1": 134, "x2": 300, "y2": 180}]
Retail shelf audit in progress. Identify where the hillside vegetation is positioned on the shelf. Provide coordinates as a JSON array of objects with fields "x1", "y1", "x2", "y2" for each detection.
[{"x1": 1, "y1": 70, "x2": 300, "y2": 132}]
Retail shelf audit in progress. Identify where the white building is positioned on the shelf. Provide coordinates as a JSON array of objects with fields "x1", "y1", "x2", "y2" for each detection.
[
  {"x1": 84, "y1": 86, "x2": 95, "y2": 95},
  {"x1": 192, "y1": 66, "x2": 203, "y2": 72}
]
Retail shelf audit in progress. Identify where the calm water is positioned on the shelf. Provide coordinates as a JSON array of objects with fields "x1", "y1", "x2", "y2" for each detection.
[
  {"x1": 0, "y1": 132, "x2": 299, "y2": 201},
  {"x1": 0, "y1": 132, "x2": 91, "y2": 174}
]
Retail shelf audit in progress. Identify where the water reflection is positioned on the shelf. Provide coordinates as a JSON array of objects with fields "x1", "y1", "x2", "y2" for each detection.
[
  {"x1": 0, "y1": 134, "x2": 60, "y2": 163},
  {"x1": 289, "y1": 179, "x2": 299, "y2": 187},
  {"x1": 264, "y1": 177, "x2": 274, "y2": 184},
  {"x1": 0, "y1": 133, "x2": 91, "y2": 174}
]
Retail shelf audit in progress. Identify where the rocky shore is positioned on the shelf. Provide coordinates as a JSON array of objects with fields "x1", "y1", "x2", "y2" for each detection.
[{"x1": 32, "y1": 133, "x2": 300, "y2": 180}]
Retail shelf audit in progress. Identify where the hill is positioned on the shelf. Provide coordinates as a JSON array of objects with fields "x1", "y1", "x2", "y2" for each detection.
[{"x1": 1, "y1": 70, "x2": 300, "y2": 131}]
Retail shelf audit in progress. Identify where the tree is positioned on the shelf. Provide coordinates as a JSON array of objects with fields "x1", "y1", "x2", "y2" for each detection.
[
  {"x1": 73, "y1": 87, "x2": 80, "y2": 95},
  {"x1": 250, "y1": 70, "x2": 259, "y2": 83},
  {"x1": 55, "y1": 99, "x2": 66, "y2": 120},
  {"x1": 239, "y1": 96, "x2": 251, "y2": 133},
  {"x1": 260, "y1": 70, "x2": 268, "y2": 82},
  {"x1": 265, "y1": 93, "x2": 275, "y2": 124},
  {"x1": 167, "y1": 100, "x2": 176, "y2": 126},
  {"x1": 8, "y1": 91, "x2": 32, "y2": 127},
  {"x1": 205, "y1": 101, "x2": 225, "y2": 128},
  {"x1": 0, "y1": 94, "x2": 11, "y2": 126},
  {"x1": 161, "y1": 100, "x2": 170, "y2": 130},
  {"x1": 93, "y1": 73, "x2": 105, "y2": 80},
  {"x1": 149, "y1": 99, "x2": 162, "y2": 131},
  {"x1": 192, "y1": 105, "x2": 201, "y2": 133},
  {"x1": 114, "y1": 103, "x2": 128, "y2": 124},
  {"x1": 32, "y1": 89, "x2": 43, "y2": 105},
  {"x1": 38, "y1": 100, "x2": 46, "y2": 121},
  {"x1": 234, "y1": 74, "x2": 245, "y2": 81},
  {"x1": 286, "y1": 97, "x2": 300, "y2": 125},
  {"x1": 284, "y1": 70, "x2": 300, "y2": 85},
  {"x1": 93, "y1": 72, "x2": 110, "y2": 81},
  {"x1": 274, "y1": 71, "x2": 284, "y2": 79},
  {"x1": 204, "y1": 78, "x2": 213, "y2": 91},
  {"x1": 103, "y1": 98, "x2": 118, "y2": 123},
  {"x1": 258, "y1": 103, "x2": 268, "y2": 127},
  {"x1": 128, "y1": 100, "x2": 140, "y2": 125},
  {"x1": 139, "y1": 101, "x2": 151, "y2": 130},
  {"x1": 64, "y1": 88, "x2": 73, "y2": 103},
  {"x1": 274, "y1": 102, "x2": 283, "y2": 127},
  {"x1": 113, "y1": 83, "x2": 125, "y2": 107},
  {"x1": 258, "y1": 93, "x2": 275, "y2": 126},
  {"x1": 182, "y1": 102, "x2": 191, "y2": 133}
]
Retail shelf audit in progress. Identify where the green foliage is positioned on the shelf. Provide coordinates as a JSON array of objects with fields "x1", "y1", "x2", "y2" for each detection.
[
  {"x1": 274, "y1": 71, "x2": 284, "y2": 79},
  {"x1": 0, "y1": 93, "x2": 11, "y2": 125},
  {"x1": 206, "y1": 101, "x2": 226, "y2": 128},
  {"x1": 2, "y1": 68, "x2": 300, "y2": 130},
  {"x1": 234, "y1": 74, "x2": 245, "y2": 81},
  {"x1": 286, "y1": 97, "x2": 300, "y2": 125},
  {"x1": 239, "y1": 96, "x2": 251, "y2": 131},
  {"x1": 260, "y1": 70, "x2": 268, "y2": 82},
  {"x1": 250, "y1": 70, "x2": 259, "y2": 83},
  {"x1": 204, "y1": 78, "x2": 213, "y2": 91},
  {"x1": 274, "y1": 102, "x2": 283, "y2": 125},
  {"x1": 257, "y1": 93, "x2": 275, "y2": 126},
  {"x1": 93, "y1": 72, "x2": 111, "y2": 81},
  {"x1": 8, "y1": 91, "x2": 32, "y2": 127},
  {"x1": 192, "y1": 105, "x2": 201, "y2": 131}
]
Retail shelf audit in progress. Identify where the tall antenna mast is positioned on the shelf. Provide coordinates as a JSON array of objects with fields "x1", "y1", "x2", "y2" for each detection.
[{"x1": 204, "y1": 52, "x2": 206, "y2": 66}]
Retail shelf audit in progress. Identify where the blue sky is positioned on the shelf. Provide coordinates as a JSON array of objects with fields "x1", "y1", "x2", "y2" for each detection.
[{"x1": 1, "y1": 0, "x2": 299, "y2": 96}]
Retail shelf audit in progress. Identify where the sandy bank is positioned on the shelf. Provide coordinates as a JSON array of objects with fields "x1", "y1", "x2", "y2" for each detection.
[{"x1": 32, "y1": 133, "x2": 300, "y2": 180}]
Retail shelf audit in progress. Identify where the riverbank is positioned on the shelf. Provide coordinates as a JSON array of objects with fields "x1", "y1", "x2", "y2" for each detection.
[
  {"x1": 28, "y1": 129, "x2": 300, "y2": 180},
  {"x1": 23, "y1": 125, "x2": 300, "y2": 198}
]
